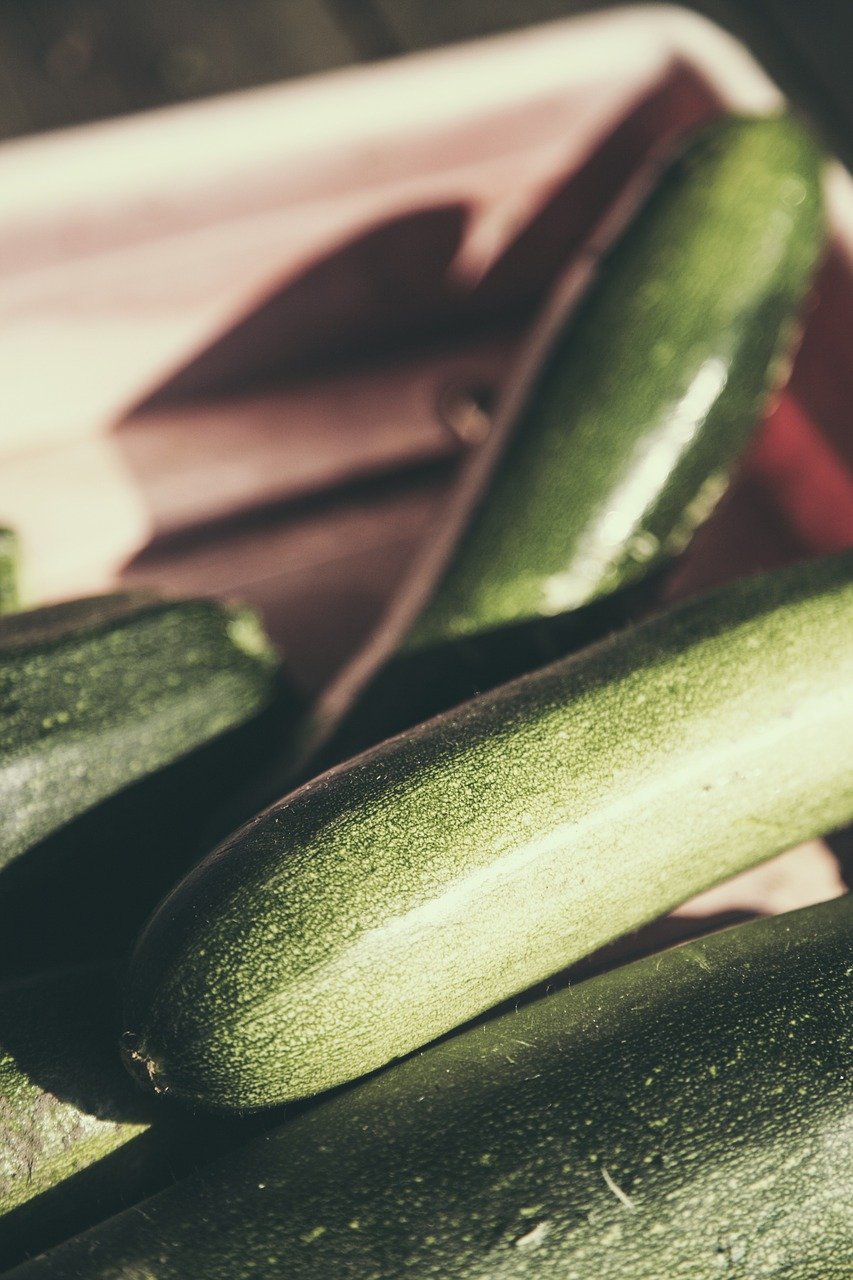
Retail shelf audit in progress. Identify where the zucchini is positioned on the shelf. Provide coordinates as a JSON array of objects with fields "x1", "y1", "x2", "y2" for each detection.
[
  {"x1": 304, "y1": 113, "x2": 825, "y2": 776},
  {"x1": 0, "y1": 967, "x2": 262, "y2": 1270},
  {"x1": 0, "y1": 592, "x2": 280, "y2": 875},
  {"x1": 0, "y1": 528, "x2": 19, "y2": 613},
  {"x1": 405, "y1": 113, "x2": 824, "y2": 651},
  {"x1": 123, "y1": 549, "x2": 853, "y2": 1111},
  {"x1": 20, "y1": 896, "x2": 853, "y2": 1279}
]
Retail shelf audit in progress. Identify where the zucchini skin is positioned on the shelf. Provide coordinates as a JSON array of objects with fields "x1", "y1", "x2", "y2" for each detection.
[
  {"x1": 314, "y1": 573, "x2": 659, "y2": 774},
  {"x1": 0, "y1": 593, "x2": 280, "y2": 875},
  {"x1": 20, "y1": 896, "x2": 853, "y2": 1279},
  {"x1": 123, "y1": 550, "x2": 853, "y2": 1111},
  {"x1": 0, "y1": 528, "x2": 19, "y2": 613},
  {"x1": 406, "y1": 114, "x2": 824, "y2": 652}
]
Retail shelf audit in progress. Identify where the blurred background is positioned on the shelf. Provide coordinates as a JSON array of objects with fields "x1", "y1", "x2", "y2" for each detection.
[{"x1": 1, "y1": 0, "x2": 852, "y2": 164}]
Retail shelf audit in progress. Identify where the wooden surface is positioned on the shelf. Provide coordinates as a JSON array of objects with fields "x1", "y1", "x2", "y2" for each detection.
[{"x1": 1, "y1": 1, "x2": 852, "y2": 166}]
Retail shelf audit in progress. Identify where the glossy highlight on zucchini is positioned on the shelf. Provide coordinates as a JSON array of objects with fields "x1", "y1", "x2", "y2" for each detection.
[
  {"x1": 20, "y1": 896, "x2": 853, "y2": 1279},
  {"x1": 123, "y1": 550, "x2": 853, "y2": 1111},
  {"x1": 406, "y1": 113, "x2": 824, "y2": 651},
  {"x1": 0, "y1": 592, "x2": 280, "y2": 874}
]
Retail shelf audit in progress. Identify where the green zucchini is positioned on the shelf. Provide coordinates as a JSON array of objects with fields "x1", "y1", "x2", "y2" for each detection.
[
  {"x1": 122, "y1": 549, "x2": 853, "y2": 1112},
  {"x1": 0, "y1": 967, "x2": 263, "y2": 1270},
  {"x1": 303, "y1": 113, "x2": 825, "y2": 777},
  {"x1": 20, "y1": 896, "x2": 853, "y2": 1279},
  {"x1": 0, "y1": 592, "x2": 280, "y2": 875},
  {"x1": 405, "y1": 113, "x2": 824, "y2": 652},
  {"x1": 0, "y1": 528, "x2": 19, "y2": 613}
]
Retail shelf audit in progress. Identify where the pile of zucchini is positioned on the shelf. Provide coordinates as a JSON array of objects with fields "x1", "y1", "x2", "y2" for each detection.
[{"x1": 1, "y1": 114, "x2": 850, "y2": 1279}]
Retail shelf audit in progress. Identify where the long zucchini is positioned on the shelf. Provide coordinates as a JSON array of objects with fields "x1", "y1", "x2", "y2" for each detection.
[
  {"x1": 122, "y1": 549, "x2": 853, "y2": 1111},
  {"x1": 405, "y1": 113, "x2": 824, "y2": 651},
  {"x1": 306, "y1": 113, "x2": 824, "y2": 774},
  {"x1": 19, "y1": 896, "x2": 852, "y2": 1278},
  {"x1": 0, "y1": 592, "x2": 280, "y2": 875}
]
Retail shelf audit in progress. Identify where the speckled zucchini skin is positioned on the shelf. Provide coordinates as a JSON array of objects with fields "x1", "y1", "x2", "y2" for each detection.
[
  {"x1": 406, "y1": 114, "x2": 824, "y2": 652},
  {"x1": 316, "y1": 574, "x2": 659, "y2": 774},
  {"x1": 0, "y1": 528, "x2": 19, "y2": 613},
  {"x1": 0, "y1": 593, "x2": 279, "y2": 874},
  {"x1": 123, "y1": 550, "x2": 853, "y2": 1111},
  {"x1": 21, "y1": 896, "x2": 853, "y2": 1280}
]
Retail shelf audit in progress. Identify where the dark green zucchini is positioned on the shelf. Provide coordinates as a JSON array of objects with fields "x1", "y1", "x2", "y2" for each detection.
[
  {"x1": 405, "y1": 113, "x2": 824, "y2": 651},
  {"x1": 0, "y1": 528, "x2": 19, "y2": 613},
  {"x1": 305, "y1": 113, "x2": 825, "y2": 775},
  {"x1": 122, "y1": 550, "x2": 853, "y2": 1112},
  {"x1": 18, "y1": 895, "x2": 853, "y2": 1279},
  {"x1": 0, "y1": 592, "x2": 280, "y2": 875},
  {"x1": 0, "y1": 967, "x2": 264, "y2": 1271}
]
